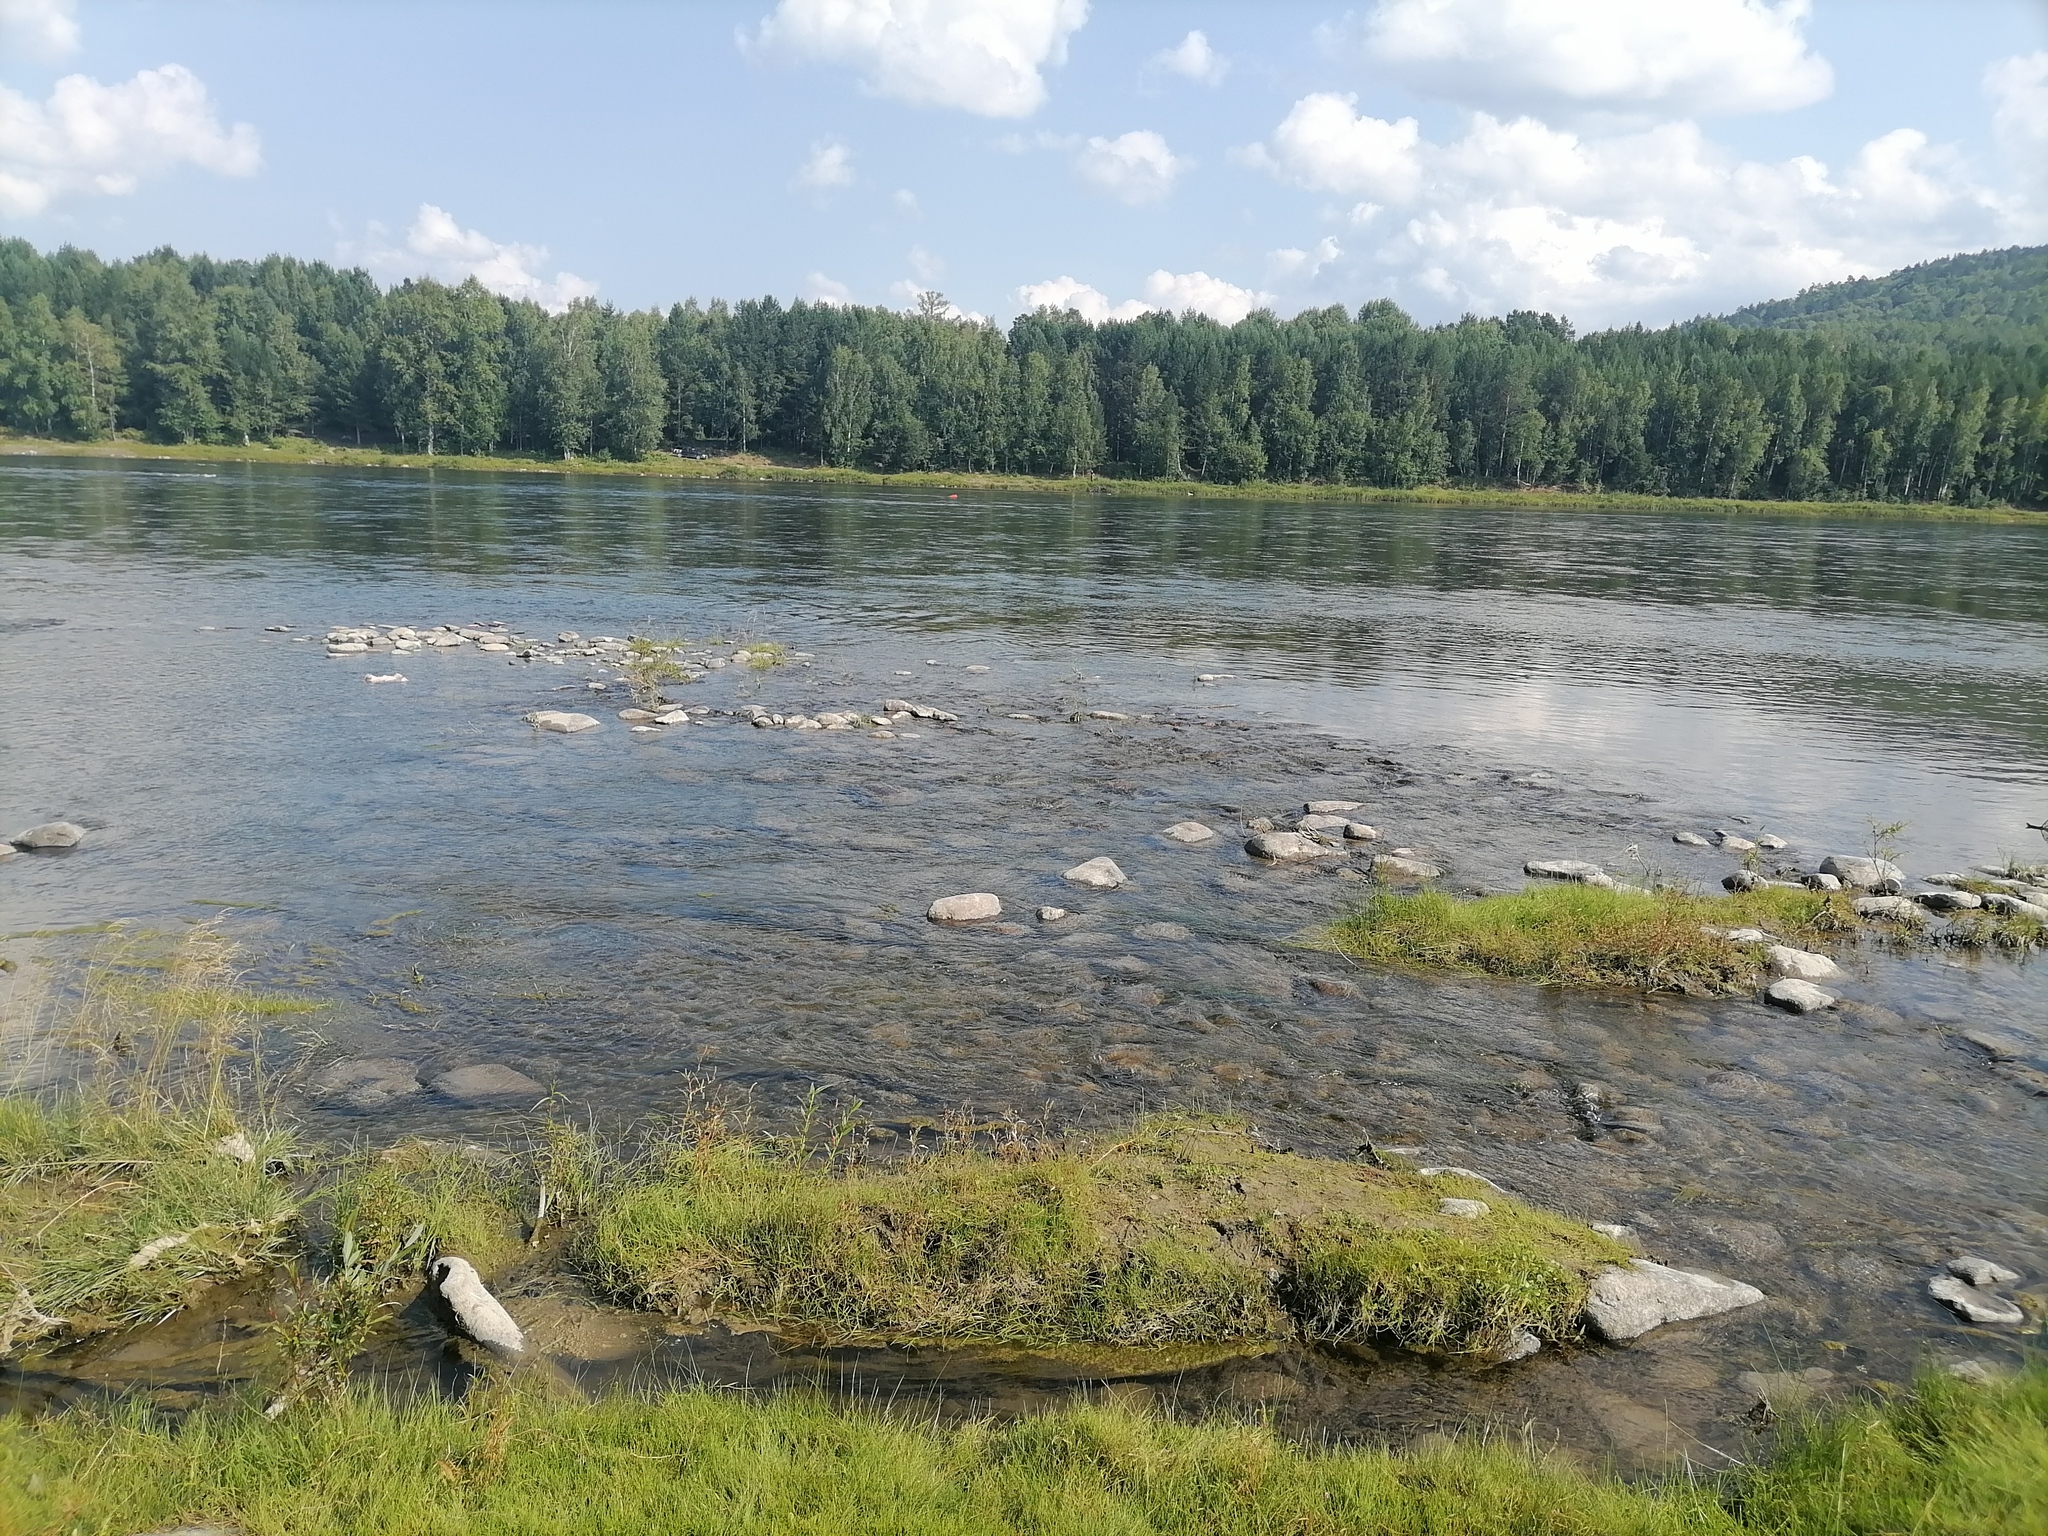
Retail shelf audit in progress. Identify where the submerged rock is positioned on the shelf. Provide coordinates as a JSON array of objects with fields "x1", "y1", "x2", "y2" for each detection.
[
  {"x1": 1035, "y1": 905, "x2": 1068, "y2": 922},
  {"x1": 1819, "y1": 855, "x2": 1904, "y2": 889},
  {"x1": 1927, "y1": 1273, "x2": 2024, "y2": 1326},
  {"x1": 1372, "y1": 854, "x2": 1443, "y2": 881},
  {"x1": 10, "y1": 820, "x2": 86, "y2": 849},
  {"x1": 1063, "y1": 857, "x2": 1129, "y2": 890},
  {"x1": 1766, "y1": 945, "x2": 1841, "y2": 981},
  {"x1": 431, "y1": 1064, "x2": 544, "y2": 1103},
  {"x1": 427, "y1": 1255, "x2": 526, "y2": 1356},
  {"x1": 309, "y1": 1057, "x2": 421, "y2": 1111},
  {"x1": 1161, "y1": 820, "x2": 1217, "y2": 844},
  {"x1": 1672, "y1": 831, "x2": 1712, "y2": 847},
  {"x1": 929, "y1": 892, "x2": 1003, "y2": 923},
  {"x1": 1765, "y1": 977, "x2": 1837, "y2": 1013},
  {"x1": 524, "y1": 710, "x2": 601, "y2": 734},
  {"x1": 1245, "y1": 831, "x2": 1329, "y2": 863},
  {"x1": 1524, "y1": 859, "x2": 1612, "y2": 886},
  {"x1": 1583, "y1": 1260, "x2": 1765, "y2": 1342}
]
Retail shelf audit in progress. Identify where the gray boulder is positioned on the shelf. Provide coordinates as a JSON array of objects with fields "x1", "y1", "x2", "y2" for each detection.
[
  {"x1": 1161, "y1": 821, "x2": 1217, "y2": 844},
  {"x1": 10, "y1": 821, "x2": 86, "y2": 849},
  {"x1": 1672, "y1": 832, "x2": 1712, "y2": 847},
  {"x1": 1245, "y1": 831, "x2": 1328, "y2": 863},
  {"x1": 1297, "y1": 813, "x2": 1352, "y2": 833},
  {"x1": 1583, "y1": 1259, "x2": 1765, "y2": 1342},
  {"x1": 1524, "y1": 859, "x2": 1613, "y2": 887},
  {"x1": 1854, "y1": 894, "x2": 1932, "y2": 925},
  {"x1": 427, "y1": 1255, "x2": 526, "y2": 1356},
  {"x1": 1765, "y1": 977, "x2": 1837, "y2": 1013},
  {"x1": 1916, "y1": 889, "x2": 1982, "y2": 911},
  {"x1": 1928, "y1": 1274, "x2": 2024, "y2": 1325},
  {"x1": 1373, "y1": 854, "x2": 1444, "y2": 881},
  {"x1": 1063, "y1": 857, "x2": 1129, "y2": 889},
  {"x1": 431, "y1": 1064, "x2": 544, "y2": 1104},
  {"x1": 524, "y1": 710, "x2": 601, "y2": 734},
  {"x1": 1766, "y1": 945, "x2": 1841, "y2": 981},
  {"x1": 929, "y1": 892, "x2": 1003, "y2": 923},
  {"x1": 1947, "y1": 1255, "x2": 2021, "y2": 1287},
  {"x1": 1983, "y1": 893, "x2": 2048, "y2": 920},
  {"x1": 1819, "y1": 855, "x2": 1905, "y2": 889},
  {"x1": 1343, "y1": 822, "x2": 1381, "y2": 841}
]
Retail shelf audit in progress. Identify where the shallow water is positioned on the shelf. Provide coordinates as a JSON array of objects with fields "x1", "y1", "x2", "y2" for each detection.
[{"x1": 3, "y1": 456, "x2": 2045, "y2": 1467}]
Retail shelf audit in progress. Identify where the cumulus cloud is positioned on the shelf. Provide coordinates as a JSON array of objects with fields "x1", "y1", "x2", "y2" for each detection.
[
  {"x1": 804, "y1": 271, "x2": 855, "y2": 306},
  {"x1": 796, "y1": 139, "x2": 855, "y2": 190},
  {"x1": 1986, "y1": 51, "x2": 2048, "y2": 194},
  {"x1": 346, "y1": 205, "x2": 597, "y2": 313},
  {"x1": 1242, "y1": 91, "x2": 2020, "y2": 323},
  {"x1": 748, "y1": 0, "x2": 1089, "y2": 118},
  {"x1": 1074, "y1": 129, "x2": 1187, "y2": 205},
  {"x1": 1268, "y1": 236, "x2": 1341, "y2": 280},
  {"x1": 0, "y1": 0, "x2": 78, "y2": 60},
  {"x1": 1338, "y1": 0, "x2": 1832, "y2": 118},
  {"x1": 893, "y1": 187, "x2": 922, "y2": 216},
  {"x1": 0, "y1": 63, "x2": 260, "y2": 217},
  {"x1": 1018, "y1": 269, "x2": 1272, "y2": 325},
  {"x1": 1154, "y1": 29, "x2": 1225, "y2": 86}
]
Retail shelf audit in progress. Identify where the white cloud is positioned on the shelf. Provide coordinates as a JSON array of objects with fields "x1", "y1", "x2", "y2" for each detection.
[
  {"x1": 748, "y1": 0, "x2": 1089, "y2": 119},
  {"x1": 796, "y1": 139, "x2": 855, "y2": 190},
  {"x1": 1243, "y1": 96, "x2": 2020, "y2": 323},
  {"x1": 0, "y1": 0, "x2": 78, "y2": 60},
  {"x1": 1268, "y1": 236, "x2": 1341, "y2": 280},
  {"x1": 1342, "y1": 0, "x2": 1832, "y2": 118},
  {"x1": 1017, "y1": 269, "x2": 1272, "y2": 325},
  {"x1": 907, "y1": 244, "x2": 945, "y2": 282},
  {"x1": 1074, "y1": 129, "x2": 1188, "y2": 205},
  {"x1": 0, "y1": 63, "x2": 259, "y2": 217},
  {"x1": 346, "y1": 205, "x2": 597, "y2": 313},
  {"x1": 892, "y1": 187, "x2": 922, "y2": 216},
  {"x1": 1986, "y1": 51, "x2": 2048, "y2": 192},
  {"x1": 1154, "y1": 29, "x2": 1226, "y2": 86},
  {"x1": 805, "y1": 271, "x2": 855, "y2": 306}
]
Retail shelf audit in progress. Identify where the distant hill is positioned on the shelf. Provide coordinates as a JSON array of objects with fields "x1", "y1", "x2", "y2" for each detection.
[{"x1": 1722, "y1": 245, "x2": 2048, "y2": 345}]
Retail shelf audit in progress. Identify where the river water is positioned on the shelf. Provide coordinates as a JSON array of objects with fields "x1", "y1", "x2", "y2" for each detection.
[{"x1": 3, "y1": 455, "x2": 2045, "y2": 1466}]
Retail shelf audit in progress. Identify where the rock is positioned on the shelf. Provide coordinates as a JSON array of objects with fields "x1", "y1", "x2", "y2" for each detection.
[
  {"x1": 1162, "y1": 821, "x2": 1217, "y2": 844},
  {"x1": 1916, "y1": 889, "x2": 1982, "y2": 911},
  {"x1": 308, "y1": 1057, "x2": 421, "y2": 1111},
  {"x1": 1524, "y1": 859, "x2": 1613, "y2": 886},
  {"x1": 1945, "y1": 1358, "x2": 2010, "y2": 1386},
  {"x1": 1807, "y1": 873, "x2": 1843, "y2": 891},
  {"x1": 1982, "y1": 893, "x2": 2048, "y2": 920},
  {"x1": 1343, "y1": 822, "x2": 1380, "y2": 841},
  {"x1": 1961, "y1": 1030, "x2": 2026, "y2": 1061},
  {"x1": 1600, "y1": 1106, "x2": 1665, "y2": 1135},
  {"x1": 1714, "y1": 831, "x2": 1758, "y2": 852},
  {"x1": 1819, "y1": 855, "x2": 1904, "y2": 889},
  {"x1": 1035, "y1": 905, "x2": 1069, "y2": 922},
  {"x1": 1756, "y1": 835, "x2": 1788, "y2": 851},
  {"x1": 1583, "y1": 1260, "x2": 1765, "y2": 1343},
  {"x1": 325, "y1": 641, "x2": 368, "y2": 655},
  {"x1": 1498, "y1": 1329, "x2": 1542, "y2": 1362},
  {"x1": 1590, "y1": 1223, "x2": 1635, "y2": 1241},
  {"x1": 431, "y1": 1064, "x2": 544, "y2": 1104},
  {"x1": 210, "y1": 1131, "x2": 258, "y2": 1164},
  {"x1": 1063, "y1": 857, "x2": 1129, "y2": 889},
  {"x1": 524, "y1": 710, "x2": 600, "y2": 734},
  {"x1": 1854, "y1": 895, "x2": 1931, "y2": 925},
  {"x1": 363, "y1": 672, "x2": 407, "y2": 684},
  {"x1": 1766, "y1": 945, "x2": 1842, "y2": 981},
  {"x1": 1723, "y1": 870, "x2": 1765, "y2": 892},
  {"x1": 1439, "y1": 1198, "x2": 1491, "y2": 1219},
  {"x1": 929, "y1": 892, "x2": 1003, "y2": 923},
  {"x1": 1927, "y1": 1274, "x2": 2024, "y2": 1325},
  {"x1": 1245, "y1": 832, "x2": 1330, "y2": 862},
  {"x1": 1947, "y1": 1255, "x2": 2021, "y2": 1287},
  {"x1": 1765, "y1": 977, "x2": 1836, "y2": 1013},
  {"x1": 1373, "y1": 854, "x2": 1443, "y2": 881},
  {"x1": 1080, "y1": 710, "x2": 1130, "y2": 722},
  {"x1": 1297, "y1": 813, "x2": 1352, "y2": 833},
  {"x1": 427, "y1": 1255, "x2": 525, "y2": 1355},
  {"x1": 1703, "y1": 925, "x2": 1772, "y2": 943},
  {"x1": 1737, "y1": 1368, "x2": 1833, "y2": 1416},
  {"x1": 1673, "y1": 832, "x2": 1712, "y2": 847},
  {"x1": 9, "y1": 821, "x2": 86, "y2": 849},
  {"x1": 1132, "y1": 922, "x2": 1192, "y2": 940},
  {"x1": 653, "y1": 709, "x2": 692, "y2": 726},
  {"x1": 1306, "y1": 976, "x2": 1357, "y2": 997},
  {"x1": 1304, "y1": 800, "x2": 1362, "y2": 814},
  {"x1": 618, "y1": 708, "x2": 658, "y2": 722}
]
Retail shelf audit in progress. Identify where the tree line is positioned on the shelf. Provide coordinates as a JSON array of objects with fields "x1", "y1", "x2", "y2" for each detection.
[{"x1": 1, "y1": 238, "x2": 2043, "y2": 506}]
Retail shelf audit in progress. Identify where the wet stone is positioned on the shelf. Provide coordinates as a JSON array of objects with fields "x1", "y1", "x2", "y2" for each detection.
[
  {"x1": 1765, "y1": 978, "x2": 1836, "y2": 1013},
  {"x1": 1063, "y1": 857, "x2": 1129, "y2": 889},
  {"x1": 1246, "y1": 831, "x2": 1328, "y2": 862},
  {"x1": 1927, "y1": 1274, "x2": 2024, "y2": 1325},
  {"x1": 1819, "y1": 854, "x2": 1904, "y2": 889},
  {"x1": 1161, "y1": 820, "x2": 1217, "y2": 844},
  {"x1": 1584, "y1": 1260, "x2": 1766, "y2": 1343},
  {"x1": 308, "y1": 1057, "x2": 421, "y2": 1111},
  {"x1": 1767, "y1": 945, "x2": 1842, "y2": 981},
  {"x1": 10, "y1": 820, "x2": 86, "y2": 849},
  {"x1": 929, "y1": 893, "x2": 1002, "y2": 923},
  {"x1": 431, "y1": 1064, "x2": 544, "y2": 1103},
  {"x1": 525, "y1": 710, "x2": 601, "y2": 734}
]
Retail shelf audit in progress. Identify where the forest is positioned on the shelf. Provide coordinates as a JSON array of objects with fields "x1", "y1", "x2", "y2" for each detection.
[{"x1": 0, "y1": 238, "x2": 2043, "y2": 506}]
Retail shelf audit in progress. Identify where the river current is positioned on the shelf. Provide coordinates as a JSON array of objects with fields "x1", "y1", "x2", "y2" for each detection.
[{"x1": 3, "y1": 455, "x2": 2044, "y2": 1466}]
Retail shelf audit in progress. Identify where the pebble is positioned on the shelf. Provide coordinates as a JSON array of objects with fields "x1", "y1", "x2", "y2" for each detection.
[
  {"x1": 9, "y1": 821, "x2": 86, "y2": 849},
  {"x1": 1063, "y1": 857, "x2": 1129, "y2": 889},
  {"x1": 1439, "y1": 1198, "x2": 1490, "y2": 1219},
  {"x1": 1583, "y1": 1260, "x2": 1766, "y2": 1343},
  {"x1": 431, "y1": 1064, "x2": 544, "y2": 1103},
  {"x1": 929, "y1": 893, "x2": 1003, "y2": 923},
  {"x1": 1162, "y1": 821, "x2": 1218, "y2": 843},
  {"x1": 524, "y1": 710, "x2": 601, "y2": 734},
  {"x1": 1765, "y1": 977, "x2": 1837, "y2": 1013},
  {"x1": 1766, "y1": 945, "x2": 1842, "y2": 981}
]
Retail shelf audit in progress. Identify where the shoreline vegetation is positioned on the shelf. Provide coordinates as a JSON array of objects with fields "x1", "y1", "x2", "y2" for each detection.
[{"x1": 6, "y1": 431, "x2": 2046, "y2": 523}]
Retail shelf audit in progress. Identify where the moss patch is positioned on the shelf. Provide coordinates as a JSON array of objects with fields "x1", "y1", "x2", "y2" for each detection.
[{"x1": 589, "y1": 1118, "x2": 1626, "y2": 1356}]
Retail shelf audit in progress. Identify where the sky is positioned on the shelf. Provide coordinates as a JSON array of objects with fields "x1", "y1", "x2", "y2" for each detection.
[{"x1": 2, "y1": 0, "x2": 2045, "y2": 331}]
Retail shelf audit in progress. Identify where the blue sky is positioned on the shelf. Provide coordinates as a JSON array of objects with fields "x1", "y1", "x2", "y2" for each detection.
[{"x1": 2, "y1": 0, "x2": 2045, "y2": 330}]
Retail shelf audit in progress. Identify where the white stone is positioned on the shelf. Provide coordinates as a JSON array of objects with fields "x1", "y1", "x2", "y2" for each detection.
[
  {"x1": 211, "y1": 1131, "x2": 258, "y2": 1164},
  {"x1": 1590, "y1": 1223, "x2": 1635, "y2": 1241},
  {"x1": 1035, "y1": 906, "x2": 1068, "y2": 922},
  {"x1": 1809, "y1": 873, "x2": 1843, "y2": 891},
  {"x1": 929, "y1": 892, "x2": 1002, "y2": 923},
  {"x1": 1714, "y1": 831, "x2": 1758, "y2": 852},
  {"x1": 1672, "y1": 831, "x2": 1712, "y2": 847},
  {"x1": 363, "y1": 672, "x2": 407, "y2": 684},
  {"x1": 1498, "y1": 1329, "x2": 1542, "y2": 1362},
  {"x1": 1765, "y1": 977, "x2": 1836, "y2": 1013},
  {"x1": 1947, "y1": 1255, "x2": 2021, "y2": 1287},
  {"x1": 1372, "y1": 854, "x2": 1443, "y2": 881},
  {"x1": 1524, "y1": 859, "x2": 1613, "y2": 887},
  {"x1": 1439, "y1": 1198, "x2": 1490, "y2": 1219},
  {"x1": 1927, "y1": 1274, "x2": 2024, "y2": 1325},
  {"x1": 1343, "y1": 822, "x2": 1380, "y2": 841},
  {"x1": 325, "y1": 641, "x2": 368, "y2": 655},
  {"x1": 1983, "y1": 893, "x2": 2048, "y2": 920},
  {"x1": 524, "y1": 710, "x2": 601, "y2": 734},
  {"x1": 1916, "y1": 889, "x2": 1982, "y2": 911},
  {"x1": 1583, "y1": 1260, "x2": 1765, "y2": 1342},
  {"x1": 1819, "y1": 855, "x2": 1904, "y2": 889},
  {"x1": 1162, "y1": 821, "x2": 1217, "y2": 843},
  {"x1": 10, "y1": 821, "x2": 86, "y2": 849},
  {"x1": 1854, "y1": 895, "x2": 1931, "y2": 925},
  {"x1": 430, "y1": 1256, "x2": 526, "y2": 1355},
  {"x1": 653, "y1": 709, "x2": 692, "y2": 725},
  {"x1": 1766, "y1": 945, "x2": 1841, "y2": 981},
  {"x1": 1304, "y1": 800, "x2": 1362, "y2": 814},
  {"x1": 1245, "y1": 831, "x2": 1329, "y2": 862},
  {"x1": 1756, "y1": 834, "x2": 1788, "y2": 851},
  {"x1": 1063, "y1": 857, "x2": 1129, "y2": 889}
]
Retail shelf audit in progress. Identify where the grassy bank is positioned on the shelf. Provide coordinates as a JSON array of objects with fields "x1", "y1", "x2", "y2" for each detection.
[
  {"x1": 3, "y1": 1364, "x2": 2042, "y2": 1536},
  {"x1": 5, "y1": 431, "x2": 2041, "y2": 523},
  {"x1": 1328, "y1": 883, "x2": 2046, "y2": 994}
]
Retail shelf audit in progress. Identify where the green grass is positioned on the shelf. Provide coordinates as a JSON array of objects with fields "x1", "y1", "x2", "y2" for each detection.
[
  {"x1": 1326, "y1": 882, "x2": 2042, "y2": 994},
  {"x1": 3, "y1": 1364, "x2": 2042, "y2": 1536},
  {"x1": 6, "y1": 430, "x2": 2043, "y2": 522},
  {"x1": 588, "y1": 1116, "x2": 1627, "y2": 1356}
]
